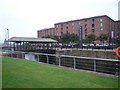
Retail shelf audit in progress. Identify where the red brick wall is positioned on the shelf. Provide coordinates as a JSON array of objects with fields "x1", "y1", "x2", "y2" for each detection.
[
  {"x1": 115, "y1": 21, "x2": 120, "y2": 38},
  {"x1": 37, "y1": 15, "x2": 115, "y2": 42},
  {"x1": 38, "y1": 28, "x2": 55, "y2": 38}
]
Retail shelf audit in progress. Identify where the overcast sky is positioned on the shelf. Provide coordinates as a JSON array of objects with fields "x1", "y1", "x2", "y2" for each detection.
[{"x1": 0, "y1": 0, "x2": 119, "y2": 43}]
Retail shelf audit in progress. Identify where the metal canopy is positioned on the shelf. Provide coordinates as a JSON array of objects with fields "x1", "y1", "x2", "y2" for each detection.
[{"x1": 7, "y1": 37, "x2": 57, "y2": 43}]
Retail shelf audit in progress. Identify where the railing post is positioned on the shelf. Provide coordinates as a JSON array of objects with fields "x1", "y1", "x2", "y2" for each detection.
[
  {"x1": 11, "y1": 51, "x2": 12, "y2": 57},
  {"x1": 73, "y1": 57, "x2": 76, "y2": 69},
  {"x1": 22, "y1": 53, "x2": 24, "y2": 59},
  {"x1": 37, "y1": 55, "x2": 39, "y2": 62},
  {"x1": 10, "y1": 52, "x2": 12, "y2": 57},
  {"x1": 59, "y1": 56, "x2": 61, "y2": 67},
  {"x1": 17, "y1": 53, "x2": 18, "y2": 58},
  {"x1": 94, "y1": 59, "x2": 96, "y2": 72},
  {"x1": 47, "y1": 55, "x2": 49, "y2": 64}
]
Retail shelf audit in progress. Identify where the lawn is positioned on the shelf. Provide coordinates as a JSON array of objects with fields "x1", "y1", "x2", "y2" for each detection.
[{"x1": 2, "y1": 57, "x2": 118, "y2": 88}]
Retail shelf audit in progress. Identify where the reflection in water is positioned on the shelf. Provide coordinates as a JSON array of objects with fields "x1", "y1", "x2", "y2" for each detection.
[{"x1": 25, "y1": 54, "x2": 37, "y2": 61}]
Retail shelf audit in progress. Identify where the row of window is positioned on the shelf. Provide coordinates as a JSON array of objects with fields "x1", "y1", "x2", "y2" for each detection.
[
  {"x1": 63, "y1": 23, "x2": 103, "y2": 30},
  {"x1": 40, "y1": 28, "x2": 103, "y2": 36},
  {"x1": 54, "y1": 27, "x2": 104, "y2": 36},
  {"x1": 56, "y1": 18, "x2": 103, "y2": 28},
  {"x1": 84, "y1": 28, "x2": 103, "y2": 34},
  {"x1": 56, "y1": 23, "x2": 103, "y2": 32}
]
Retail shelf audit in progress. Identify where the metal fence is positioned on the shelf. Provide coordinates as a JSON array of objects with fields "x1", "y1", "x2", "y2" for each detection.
[{"x1": 3, "y1": 51, "x2": 120, "y2": 76}]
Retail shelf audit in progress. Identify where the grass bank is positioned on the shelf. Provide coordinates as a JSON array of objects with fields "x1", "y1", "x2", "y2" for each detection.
[{"x1": 2, "y1": 57, "x2": 118, "y2": 88}]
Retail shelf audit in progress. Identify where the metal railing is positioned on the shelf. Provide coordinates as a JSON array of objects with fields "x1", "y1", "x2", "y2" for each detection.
[{"x1": 3, "y1": 51, "x2": 120, "y2": 76}]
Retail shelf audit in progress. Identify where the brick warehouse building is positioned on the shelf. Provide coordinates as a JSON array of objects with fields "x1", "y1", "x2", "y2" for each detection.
[
  {"x1": 38, "y1": 28, "x2": 54, "y2": 38},
  {"x1": 37, "y1": 15, "x2": 120, "y2": 43},
  {"x1": 115, "y1": 20, "x2": 120, "y2": 38}
]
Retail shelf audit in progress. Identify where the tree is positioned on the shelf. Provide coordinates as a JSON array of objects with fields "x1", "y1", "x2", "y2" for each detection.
[
  {"x1": 51, "y1": 35, "x2": 59, "y2": 41},
  {"x1": 70, "y1": 33, "x2": 79, "y2": 43},
  {"x1": 114, "y1": 35, "x2": 120, "y2": 47},
  {"x1": 41, "y1": 33, "x2": 80, "y2": 44},
  {"x1": 60, "y1": 33, "x2": 71, "y2": 43},
  {"x1": 98, "y1": 34, "x2": 108, "y2": 43},
  {"x1": 60, "y1": 33, "x2": 79, "y2": 43},
  {"x1": 82, "y1": 39, "x2": 91, "y2": 43},
  {"x1": 87, "y1": 34, "x2": 96, "y2": 43},
  {"x1": 42, "y1": 35, "x2": 52, "y2": 38},
  {"x1": 42, "y1": 35, "x2": 60, "y2": 42}
]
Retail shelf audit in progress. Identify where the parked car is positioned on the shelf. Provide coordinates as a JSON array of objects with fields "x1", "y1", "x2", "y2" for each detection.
[
  {"x1": 96, "y1": 43, "x2": 109, "y2": 47},
  {"x1": 82, "y1": 43, "x2": 90, "y2": 47},
  {"x1": 89, "y1": 44, "x2": 94, "y2": 46},
  {"x1": 57, "y1": 43, "x2": 63, "y2": 47},
  {"x1": 82, "y1": 43, "x2": 94, "y2": 47}
]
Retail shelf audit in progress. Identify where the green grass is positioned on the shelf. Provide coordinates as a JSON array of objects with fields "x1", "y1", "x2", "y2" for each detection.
[{"x1": 2, "y1": 57, "x2": 118, "y2": 88}]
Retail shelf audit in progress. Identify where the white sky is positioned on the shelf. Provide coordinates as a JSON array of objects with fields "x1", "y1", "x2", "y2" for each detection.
[{"x1": 0, "y1": 0, "x2": 119, "y2": 43}]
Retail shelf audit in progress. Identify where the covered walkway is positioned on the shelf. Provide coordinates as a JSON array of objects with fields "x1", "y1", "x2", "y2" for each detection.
[{"x1": 6, "y1": 37, "x2": 57, "y2": 52}]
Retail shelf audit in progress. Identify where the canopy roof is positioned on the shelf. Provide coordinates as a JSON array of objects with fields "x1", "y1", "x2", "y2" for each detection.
[{"x1": 7, "y1": 37, "x2": 57, "y2": 43}]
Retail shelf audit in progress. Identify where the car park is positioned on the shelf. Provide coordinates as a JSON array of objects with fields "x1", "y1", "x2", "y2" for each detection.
[
  {"x1": 96, "y1": 43, "x2": 109, "y2": 47},
  {"x1": 89, "y1": 44, "x2": 94, "y2": 46},
  {"x1": 82, "y1": 43, "x2": 90, "y2": 47}
]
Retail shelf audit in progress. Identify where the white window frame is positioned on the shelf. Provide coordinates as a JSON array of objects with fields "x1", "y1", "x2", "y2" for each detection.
[{"x1": 100, "y1": 18, "x2": 103, "y2": 22}]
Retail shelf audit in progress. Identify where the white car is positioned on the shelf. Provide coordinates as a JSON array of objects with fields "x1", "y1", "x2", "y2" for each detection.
[
  {"x1": 89, "y1": 44, "x2": 94, "y2": 46},
  {"x1": 96, "y1": 43, "x2": 109, "y2": 46},
  {"x1": 82, "y1": 44, "x2": 90, "y2": 46}
]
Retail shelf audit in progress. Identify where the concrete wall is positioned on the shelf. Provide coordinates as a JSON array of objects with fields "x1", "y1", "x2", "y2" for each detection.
[{"x1": 56, "y1": 50, "x2": 118, "y2": 59}]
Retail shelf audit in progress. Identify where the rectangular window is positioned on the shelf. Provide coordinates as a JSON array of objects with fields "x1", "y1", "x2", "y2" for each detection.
[
  {"x1": 78, "y1": 22, "x2": 81, "y2": 25},
  {"x1": 72, "y1": 22, "x2": 74, "y2": 26},
  {"x1": 92, "y1": 24, "x2": 94, "y2": 28},
  {"x1": 61, "y1": 32, "x2": 63, "y2": 35},
  {"x1": 66, "y1": 26, "x2": 68, "y2": 29},
  {"x1": 66, "y1": 31, "x2": 68, "y2": 33},
  {"x1": 72, "y1": 31, "x2": 74, "y2": 33},
  {"x1": 56, "y1": 25, "x2": 58, "y2": 28},
  {"x1": 85, "y1": 20, "x2": 87, "y2": 24},
  {"x1": 100, "y1": 28, "x2": 103, "y2": 31},
  {"x1": 92, "y1": 19, "x2": 95, "y2": 24},
  {"x1": 100, "y1": 18, "x2": 103, "y2": 22},
  {"x1": 66, "y1": 23, "x2": 68, "y2": 30},
  {"x1": 92, "y1": 19, "x2": 95, "y2": 23},
  {"x1": 85, "y1": 34, "x2": 87, "y2": 37},
  {"x1": 66, "y1": 23, "x2": 68, "y2": 26},
  {"x1": 100, "y1": 23, "x2": 103, "y2": 27},
  {"x1": 72, "y1": 26, "x2": 74, "y2": 29},
  {"x1": 92, "y1": 29, "x2": 95, "y2": 33},
  {"x1": 85, "y1": 29, "x2": 87, "y2": 34},
  {"x1": 85, "y1": 24, "x2": 87, "y2": 29}
]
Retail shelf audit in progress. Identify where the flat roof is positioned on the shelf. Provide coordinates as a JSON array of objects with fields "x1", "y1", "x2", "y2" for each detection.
[
  {"x1": 7, "y1": 37, "x2": 57, "y2": 43},
  {"x1": 37, "y1": 28, "x2": 54, "y2": 32},
  {"x1": 55, "y1": 15, "x2": 114, "y2": 25}
]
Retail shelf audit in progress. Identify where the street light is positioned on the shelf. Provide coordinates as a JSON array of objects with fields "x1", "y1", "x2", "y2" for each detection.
[{"x1": 79, "y1": 26, "x2": 83, "y2": 48}]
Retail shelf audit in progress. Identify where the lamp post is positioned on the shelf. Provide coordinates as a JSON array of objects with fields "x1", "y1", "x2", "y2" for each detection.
[
  {"x1": 7, "y1": 29, "x2": 9, "y2": 40},
  {"x1": 79, "y1": 26, "x2": 83, "y2": 48}
]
